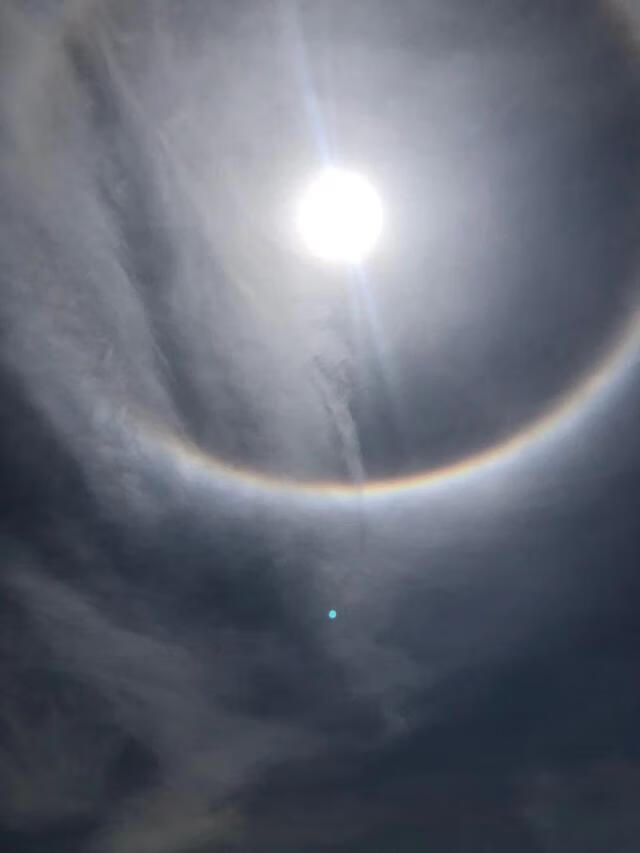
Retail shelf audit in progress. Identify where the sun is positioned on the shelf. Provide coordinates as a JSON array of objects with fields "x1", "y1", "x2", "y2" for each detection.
[{"x1": 296, "y1": 167, "x2": 383, "y2": 264}]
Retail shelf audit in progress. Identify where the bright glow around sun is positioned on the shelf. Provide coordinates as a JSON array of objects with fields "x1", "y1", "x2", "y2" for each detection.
[{"x1": 296, "y1": 167, "x2": 383, "y2": 264}]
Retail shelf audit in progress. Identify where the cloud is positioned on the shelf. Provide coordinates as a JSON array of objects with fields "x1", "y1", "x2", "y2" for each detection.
[{"x1": 1, "y1": 1, "x2": 639, "y2": 850}]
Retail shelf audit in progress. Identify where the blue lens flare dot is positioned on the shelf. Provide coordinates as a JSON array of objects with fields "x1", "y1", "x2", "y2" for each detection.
[{"x1": 328, "y1": 609, "x2": 337, "y2": 620}]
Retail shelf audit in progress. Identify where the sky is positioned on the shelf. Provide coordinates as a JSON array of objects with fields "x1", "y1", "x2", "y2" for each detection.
[{"x1": 1, "y1": 1, "x2": 639, "y2": 851}]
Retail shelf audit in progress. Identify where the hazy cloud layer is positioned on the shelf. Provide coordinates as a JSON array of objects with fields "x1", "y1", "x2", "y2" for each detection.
[{"x1": 1, "y1": 1, "x2": 639, "y2": 850}]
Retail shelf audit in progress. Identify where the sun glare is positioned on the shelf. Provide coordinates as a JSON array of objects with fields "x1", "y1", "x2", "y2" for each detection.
[{"x1": 296, "y1": 167, "x2": 383, "y2": 264}]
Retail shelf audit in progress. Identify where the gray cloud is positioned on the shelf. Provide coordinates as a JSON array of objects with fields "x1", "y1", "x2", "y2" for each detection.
[{"x1": 1, "y1": 1, "x2": 639, "y2": 851}]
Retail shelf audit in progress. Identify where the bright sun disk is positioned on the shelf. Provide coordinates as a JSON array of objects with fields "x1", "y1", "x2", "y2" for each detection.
[{"x1": 296, "y1": 167, "x2": 383, "y2": 264}]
